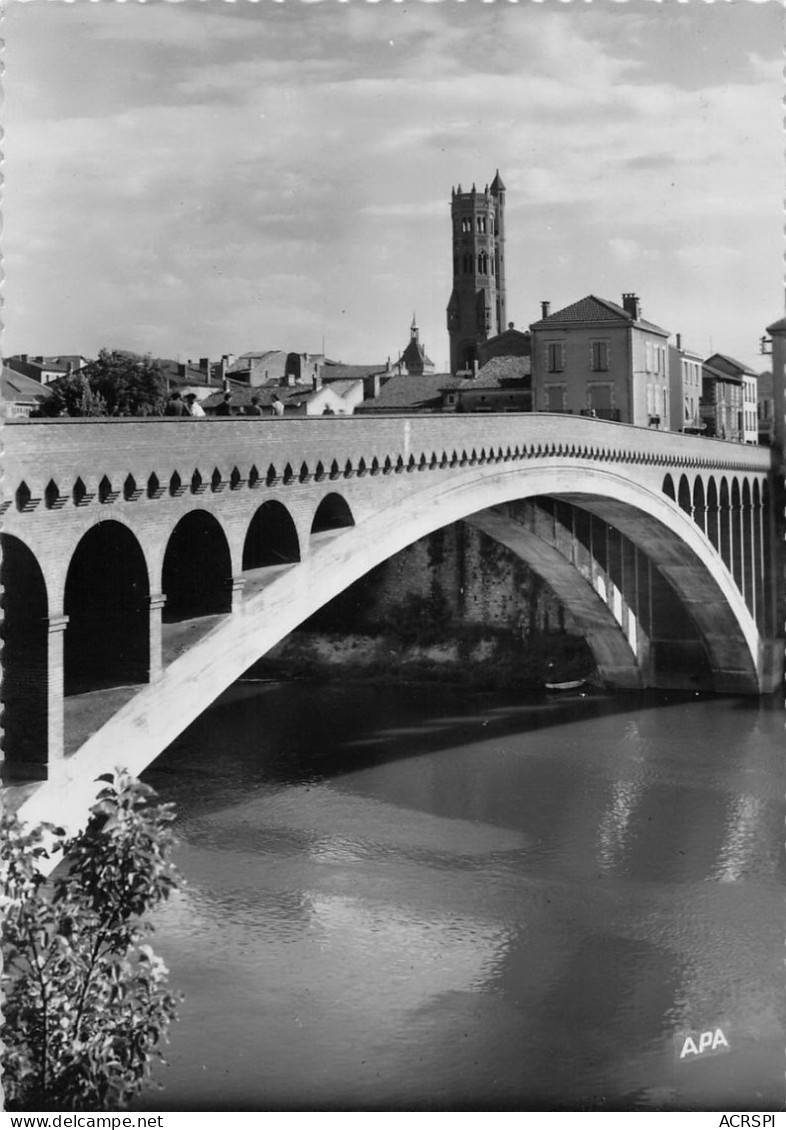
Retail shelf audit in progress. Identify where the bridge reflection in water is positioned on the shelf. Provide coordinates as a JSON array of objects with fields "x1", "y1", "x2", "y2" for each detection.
[{"x1": 1, "y1": 413, "x2": 781, "y2": 851}]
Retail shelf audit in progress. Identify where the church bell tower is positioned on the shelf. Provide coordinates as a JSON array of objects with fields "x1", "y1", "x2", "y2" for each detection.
[{"x1": 446, "y1": 170, "x2": 507, "y2": 374}]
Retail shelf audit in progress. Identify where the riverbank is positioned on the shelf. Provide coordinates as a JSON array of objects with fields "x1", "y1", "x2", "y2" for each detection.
[{"x1": 244, "y1": 627, "x2": 595, "y2": 691}]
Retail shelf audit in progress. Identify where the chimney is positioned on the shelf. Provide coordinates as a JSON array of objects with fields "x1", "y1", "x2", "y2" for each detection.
[
  {"x1": 65, "y1": 362, "x2": 73, "y2": 378},
  {"x1": 199, "y1": 357, "x2": 210, "y2": 378},
  {"x1": 676, "y1": 333, "x2": 682, "y2": 351},
  {"x1": 622, "y1": 293, "x2": 641, "y2": 320},
  {"x1": 312, "y1": 373, "x2": 322, "y2": 391},
  {"x1": 364, "y1": 373, "x2": 381, "y2": 400},
  {"x1": 472, "y1": 359, "x2": 480, "y2": 379},
  {"x1": 541, "y1": 301, "x2": 551, "y2": 319},
  {"x1": 20, "y1": 354, "x2": 28, "y2": 363},
  {"x1": 178, "y1": 361, "x2": 188, "y2": 378}
]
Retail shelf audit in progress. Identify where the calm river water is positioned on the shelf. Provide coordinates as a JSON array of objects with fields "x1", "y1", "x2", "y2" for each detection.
[{"x1": 136, "y1": 682, "x2": 784, "y2": 1112}]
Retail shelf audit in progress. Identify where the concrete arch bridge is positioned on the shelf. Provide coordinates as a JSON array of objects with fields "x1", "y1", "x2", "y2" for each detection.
[{"x1": 2, "y1": 415, "x2": 781, "y2": 839}]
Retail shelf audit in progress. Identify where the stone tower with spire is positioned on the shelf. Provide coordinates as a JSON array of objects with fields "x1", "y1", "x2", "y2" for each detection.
[{"x1": 446, "y1": 171, "x2": 507, "y2": 374}]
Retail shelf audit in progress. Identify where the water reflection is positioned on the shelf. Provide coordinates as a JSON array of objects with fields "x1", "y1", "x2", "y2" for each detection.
[{"x1": 137, "y1": 686, "x2": 785, "y2": 1112}]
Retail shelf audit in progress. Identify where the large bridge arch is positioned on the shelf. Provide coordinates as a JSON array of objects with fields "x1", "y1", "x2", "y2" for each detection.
[{"x1": 301, "y1": 461, "x2": 761, "y2": 695}]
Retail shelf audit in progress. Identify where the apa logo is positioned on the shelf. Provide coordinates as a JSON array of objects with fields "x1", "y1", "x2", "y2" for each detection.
[{"x1": 675, "y1": 1026, "x2": 730, "y2": 1061}]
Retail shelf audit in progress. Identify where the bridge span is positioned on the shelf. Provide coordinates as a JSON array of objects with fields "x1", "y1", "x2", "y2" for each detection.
[{"x1": 2, "y1": 413, "x2": 781, "y2": 843}]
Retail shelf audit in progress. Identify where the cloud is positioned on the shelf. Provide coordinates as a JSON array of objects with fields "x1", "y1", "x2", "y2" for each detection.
[
  {"x1": 608, "y1": 239, "x2": 640, "y2": 266},
  {"x1": 3, "y1": 0, "x2": 782, "y2": 372}
]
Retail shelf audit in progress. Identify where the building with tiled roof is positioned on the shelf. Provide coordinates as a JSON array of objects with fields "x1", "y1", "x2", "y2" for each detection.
[
  {"x1": 530, "y1": 293, "x2": 672, "y2": 427},
  {"x1": 201, "y1": 374, "x2": 360, "y2": 416},
  {"x1": 668, "y1": 336, "x2": 704, "y2": 435},
  {"x1": 700, "y1": 360, "x2": 745, "y2": 442},
  {"x1": 703, "y1": 353, "x2": 758, "y2": 444},
  {"x1": 398, "y1": 316, "x2": 434, "y2": 375},
  {"x1": 357, "y1": 373, "x2": 462, "y2": 414},
  {"x1": 442, "y1": 356, "x2": 531, "y2": 413},
  {"x1": 6, "y1": 354, "x2": 91, "y2": 386},
  {"x1": 478, "y1": 323, "x2": 531, "y2": 366},
  {"x1": 756, "y1": 370, "x2": 774, "y2": 445},
  {"x1": 2, "y1": 365, "x2": 55, "y2": 418}
]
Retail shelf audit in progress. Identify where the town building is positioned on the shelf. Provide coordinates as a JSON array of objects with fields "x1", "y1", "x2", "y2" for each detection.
[
  {"x1": 756, "y1": 370, "x2": 774, "y2": 445},
  {"x1": 442, "y1": 356, "x2": 531, "y2": 413},
  {"x1": 700, "y1": 360, "x2": 744, "y2": 442},
  {"x1": 356, "y1": 373, "x2": 462, "y2": 414},
  {"x1": 6, "y1": 354, "x2": 91, "y2": 385},
  {"x1": 1, "y1": 365, "x2": 55, "y2": 417},
  {"x1": 227, "y1": 350, "x2": 289, "y2": 386},
  {"x1": 202, "y1": 374, "x2": 361, "y2": 416},
  {"x1": 446, "y1": 171, "x2": 507, "y2": 374},
  {"x1": 668, "y1": 335, "x2": 704, "y2": 434},
  {"x1": 703, "y1": 353, "x2": 759, "y2": 444},
  {"x1": 529, "y1": 293, "x2": 671, "y2": 427},
  {"x1": 478, "y1": 322, "x2": 530, "y2": 367}
]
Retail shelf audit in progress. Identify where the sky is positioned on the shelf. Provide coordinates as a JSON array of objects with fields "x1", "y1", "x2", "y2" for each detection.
[{"x1": 4, "y1": 0, "x2": 783, "y2": 372}]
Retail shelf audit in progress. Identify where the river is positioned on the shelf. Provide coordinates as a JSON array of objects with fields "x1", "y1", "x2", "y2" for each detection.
[{"x1": 135, "y1": 681, "x2": 785, "y2": 1112}]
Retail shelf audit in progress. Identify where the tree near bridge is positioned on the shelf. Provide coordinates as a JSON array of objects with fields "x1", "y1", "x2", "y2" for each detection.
[
  {"x1": 86, "y1": 350, "x2": 167, "y2": 416},
  {"x1": 0, "y1": 772, "x2": 181, "y2": 1111},
  {"x1": 38, "y1": 350, "x2": 167, "y2": 417},
  {"x1": 37, "y1": 371, "x2": 108, "y2": 418}
]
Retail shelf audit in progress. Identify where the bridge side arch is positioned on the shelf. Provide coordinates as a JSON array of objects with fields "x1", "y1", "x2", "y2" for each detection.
[
  {"x1": 243, "y1": 500, "x2": 300, "y2": 570},
  {"x1": 311, "y1": 492, "x2": 355, "y2": 534},
  {"x1": 64, "y1": 520, "x2": 151, "y2": 695},
  {"x1": 1, "y1": 534, "x2": 50, "y2": 775},
  {"x1": 161, "y1": 510, "x2": 233, "y2": 622}
]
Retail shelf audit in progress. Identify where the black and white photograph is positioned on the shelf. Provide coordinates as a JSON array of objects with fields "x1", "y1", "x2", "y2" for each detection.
[{"x1": 2, "y1": 0, "x2": 785, "y2": 1115}]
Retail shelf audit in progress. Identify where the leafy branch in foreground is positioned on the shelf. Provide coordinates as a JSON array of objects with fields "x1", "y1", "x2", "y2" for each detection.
[{"x1": 1, "y1": 771, "x2": 182, "y2": 1111}]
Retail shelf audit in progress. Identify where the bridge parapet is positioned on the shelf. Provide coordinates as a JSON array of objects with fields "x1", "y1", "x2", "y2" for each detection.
[{"x1": 3, "y1": 414, "x2": 774, "y2": 511}]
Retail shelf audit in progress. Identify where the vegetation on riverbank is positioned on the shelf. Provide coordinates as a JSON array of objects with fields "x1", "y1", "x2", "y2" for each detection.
[{"x1": 248, "y1": 593, "x2": 595, "y2": 691}]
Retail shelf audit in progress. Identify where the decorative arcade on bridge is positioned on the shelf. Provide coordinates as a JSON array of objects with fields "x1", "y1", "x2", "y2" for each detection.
[{"x1": 2, "y1": 408, "x2": 782, "y2": 826}]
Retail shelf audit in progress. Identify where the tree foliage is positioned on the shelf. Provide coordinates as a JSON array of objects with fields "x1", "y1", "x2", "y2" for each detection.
[
  {"x1": 86, "y1": 350, "x2": 167, "y2": 416},
  {"x1": 37, "y1": 372, "x2": 108, "y2": 418},
  {"x1": 1, "y1": 771, "x2": 182, "y2": 1111},
  {"x1": 39, "y1": 351, "x2": 167, "y2": 417}
]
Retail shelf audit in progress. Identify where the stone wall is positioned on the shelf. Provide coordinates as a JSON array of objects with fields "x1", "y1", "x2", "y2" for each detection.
[{"x1": 308, "y1": 521, "x2": 574, "y2": 639}]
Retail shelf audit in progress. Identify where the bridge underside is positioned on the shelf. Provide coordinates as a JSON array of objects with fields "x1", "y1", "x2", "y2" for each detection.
[{"x1": 468, "y1": 496, "x2": 772, "y2": 695}]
